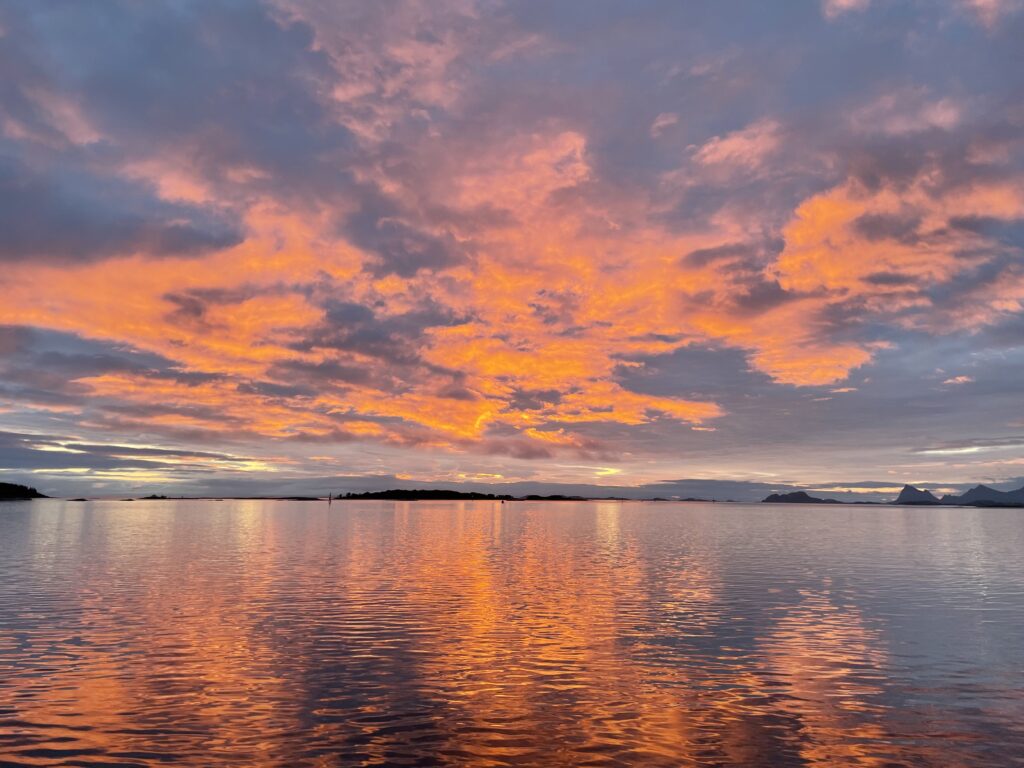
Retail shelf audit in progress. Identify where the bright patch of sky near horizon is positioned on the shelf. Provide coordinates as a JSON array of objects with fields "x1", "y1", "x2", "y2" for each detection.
[{"x1": 1, "y1": 0, "x2": 1023, "y2": 497}]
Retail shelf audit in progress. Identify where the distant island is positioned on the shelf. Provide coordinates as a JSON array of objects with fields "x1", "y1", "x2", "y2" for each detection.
[
  {"x1": 763, "y1": 491, "x2": 841, "y2": 504},
  {"x1": 521, "y1": 494, "x2": 588, "y2": 501},
  {"x1": 342, "y1": 489, "x2": 520, "y2": 501},
  {"x1": 0, "y1": 482, "x2": 47, "y2": 500},
  {"x1": 898, "y1": 483, "x2": 1024, "y2": 507},
  {"x1": 894, "y1": 485, "x2": 940, "y2": 505},
  {"x1": 339, "y1": 490, "x2": 620, "y2": 501},
  {"x1": 763, "y1": 483, "x2": 1024, "y2": 507}
]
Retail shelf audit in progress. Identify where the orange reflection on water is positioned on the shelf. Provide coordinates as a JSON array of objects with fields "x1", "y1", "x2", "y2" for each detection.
[{"x1": 2, "y1": 500, "x2": 1023, "y2": 766}]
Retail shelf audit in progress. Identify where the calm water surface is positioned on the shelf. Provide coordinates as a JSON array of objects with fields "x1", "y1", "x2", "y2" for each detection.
[{"x1": 1, "y1": 499, "x2": 1023, "y2": 767}]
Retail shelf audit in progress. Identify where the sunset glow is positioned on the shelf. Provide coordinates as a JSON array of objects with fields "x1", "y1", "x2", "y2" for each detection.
[{"x1": 2, "y1": 0, "x2": 1023, "y2": 497}]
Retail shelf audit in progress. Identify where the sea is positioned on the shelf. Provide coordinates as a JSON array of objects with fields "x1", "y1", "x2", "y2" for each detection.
[{"x1": 1, "y1": 499, "x2": 1023, "y2": 766}]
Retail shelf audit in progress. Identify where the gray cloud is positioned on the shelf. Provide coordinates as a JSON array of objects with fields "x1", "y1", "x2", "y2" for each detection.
[
  {"x1": 293, "y1": 298, "x2": 468, "y2": 368},
  {"x1": 0, "y1": 325, "x2": 184, "y2": 401},
  {"x1": 0, "y1": 0, "x2": 350, "y2": 262},
  {"x1": 852, "y1": 212, "x2": 923, "y2": 243},
  {"x1": 914, "y1": 436, "x2": 1024, "y2": 453},
  {"x1": 344, "y1": 191, "x2": 471, "y2": 277},
  {"x1": 0, "y1": 428, "x2": 239, "y2": 473},
  {"x1": 6, "y1": 0, "x2": 347, "y2": 183},
  {"x1": 0, "y1": 151, "x2": 241, "y2": 263}
]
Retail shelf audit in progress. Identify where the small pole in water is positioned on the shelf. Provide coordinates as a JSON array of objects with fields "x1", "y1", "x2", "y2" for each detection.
[{"x1": 328, "y1": 493, "x2": 332, "y2": 507}]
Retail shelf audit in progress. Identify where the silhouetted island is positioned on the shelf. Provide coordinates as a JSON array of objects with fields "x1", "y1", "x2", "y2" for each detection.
[
  {"x1": 338, "y1": 490, "x2": 630, "y2": 501},
  {"x1": 762, "y1": 491, "x2": 841, "y2": 504},
  {"x1": 895, "y1": 485, "x2": 940, "y2": 505},
  {"x1": 762, "y1": 483, "x2": 1024, "y2": 507},
  {"x1": 0, "y1": 482, "x2": 47, "y2": 500},
  {"x1": 940, "y1": 483, "x2": 1024, "y2": 507},
  {"x1": 892, "y1": 483, "x2": 1024, "y2": 507},
  {"x1": 522, "y1": 494, "x2": 586, "y2": 501},
  {"x1": 342, "y1": 489, "x2": 515, "y2": 501}
]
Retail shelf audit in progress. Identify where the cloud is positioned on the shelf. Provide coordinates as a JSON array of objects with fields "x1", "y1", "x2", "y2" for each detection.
[
  {"x1": 0, "y1": 427, "x2": 253, "y2": 475},
  {"x1": 693, "y1": 119, "x2": 782, "y2": 170},
  {"x1": 852, "y1": 212, "x2": 923, "y2": 243},
  {"x1": 0, "y1": 151, "x2": 242, "y2": 262},
  {"x1": 847, "y1": 91, "x2": 961, "y2": 136},
  {"x1": 650, "y1": 112, "x2": 679, "y2": 137},
  {"x1": 343, "y1": 193, "x2": 470, "y2": 277},
  {"x1": 959, "y1": 0, "x2": 1023, "y2": 28},
  {"x1": 821, "y1": 0, "x2": 871, "y2": 20},
  {"x1": 916, "y1": 435, "x2": 1024, "y2": 453},
  {"x1": 767, "y1": 146, "x2": 1024, "y2": 373}
]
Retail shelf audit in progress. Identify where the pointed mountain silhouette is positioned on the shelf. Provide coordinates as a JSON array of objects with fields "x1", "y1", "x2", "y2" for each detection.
[
  {"x1": 940, "y1": 484, "x2": 1024, "y2": 506},
  {"x1": 895, "y1": 485, "x2": 940, "y2": 505}
]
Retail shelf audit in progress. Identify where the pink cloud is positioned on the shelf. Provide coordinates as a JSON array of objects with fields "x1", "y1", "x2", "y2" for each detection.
[
  {"x1": 693, "y1": 119, "x2": 782, "y2": 170},
  {"x1": 821, "y1": 0, "x2": 871, "y2": 20},
  {"x1": 960, "y1": 0, "x2": 1022, "y2": 28}
]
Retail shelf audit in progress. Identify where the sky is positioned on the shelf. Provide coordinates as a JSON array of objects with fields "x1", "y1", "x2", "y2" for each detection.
[{"x1": 1, "y1": 0, "x2": 1023, "y2": 500}]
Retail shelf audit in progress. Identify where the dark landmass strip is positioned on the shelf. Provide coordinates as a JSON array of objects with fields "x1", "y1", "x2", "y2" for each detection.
[
  {"x1": 338, "y1": 490, "x2": 644, "y2": 502},
  {"x1": 119, "y1": 495, "x2": 322, "y2": 501},
  {"x1": 342, "y1": 489, "x2": 514, "y2": 501},
  {"x1": 33, "y1": 483, "x2": 1024, "y2": 507},
  {"x1": 762, "y1": 491, "x2": 841, "y2": 504},
  {"x1": 522, "y1": 494, "x2": 586, "y2": 501},
  {"x1": 0, "y1": 483, "x2": 48, "y2": 500}
]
